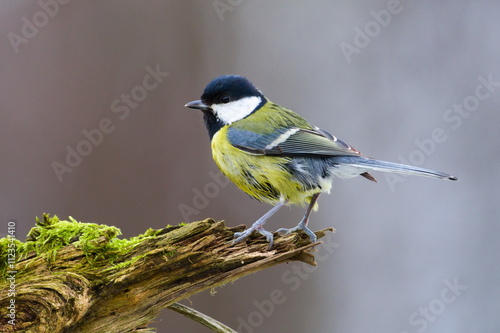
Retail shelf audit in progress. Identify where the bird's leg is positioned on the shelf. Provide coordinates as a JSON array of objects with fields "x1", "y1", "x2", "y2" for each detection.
[
  {"x1": 232, "y1": 200, "x2": 288, "y2": 249},
  {"x1": 277, "y1": 193, "x2": 320, "y2": 243}
]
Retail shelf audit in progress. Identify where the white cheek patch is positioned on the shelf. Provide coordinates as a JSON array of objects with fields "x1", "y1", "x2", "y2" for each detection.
[{"x1": 212, "y1": 96, "x2": 262, "y2": 124}]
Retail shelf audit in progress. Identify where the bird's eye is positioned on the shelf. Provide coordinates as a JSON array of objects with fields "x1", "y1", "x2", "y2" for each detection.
[{"x1": 220, "y1": 95, "x2": 230, "y2": 104}]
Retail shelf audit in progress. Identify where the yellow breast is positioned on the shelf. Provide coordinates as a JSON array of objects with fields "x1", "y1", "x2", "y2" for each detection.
[{"x1": 211, "y1": 126, "x2": 320, "y2": 206}]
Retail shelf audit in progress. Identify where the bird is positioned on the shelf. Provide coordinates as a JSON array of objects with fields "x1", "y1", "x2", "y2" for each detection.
[{"x1": 185, "y1": 74, "x2": 457, "y2": 248}]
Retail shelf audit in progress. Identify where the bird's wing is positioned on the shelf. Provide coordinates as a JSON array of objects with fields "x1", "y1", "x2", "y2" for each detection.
[{"x1": 227, "y1": 126, "x2": 363, "y2": 157}]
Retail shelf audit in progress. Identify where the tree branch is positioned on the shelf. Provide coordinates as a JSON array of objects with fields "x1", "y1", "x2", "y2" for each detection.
[
  {"x1": 0, "y1": 214, "x2": 333, "y2": 332},
  {"x1": 168, "y1": 302, "x2": 237, "y2": 333}
]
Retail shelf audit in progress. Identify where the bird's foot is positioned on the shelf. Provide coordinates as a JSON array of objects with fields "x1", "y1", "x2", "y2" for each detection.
[
  {"x1": 277, "y1": 222, "x2": 317, "y2": 244},
  {"x1": 232, "y1": 225, "x2": 275, "y2": 249}
]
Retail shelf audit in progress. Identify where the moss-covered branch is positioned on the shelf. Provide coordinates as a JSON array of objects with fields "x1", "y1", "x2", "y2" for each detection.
[{"x1": 0, "y1": 214, "x2": 332, "y2": 332}]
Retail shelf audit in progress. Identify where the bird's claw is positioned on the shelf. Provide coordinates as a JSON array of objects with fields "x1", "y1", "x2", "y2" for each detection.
[
  {"x1": 277, "y1": 224, "x2": 317, "y2": 243},
  {"x1": 232, "y1": 226, "x2": 274, "y2": 249}
]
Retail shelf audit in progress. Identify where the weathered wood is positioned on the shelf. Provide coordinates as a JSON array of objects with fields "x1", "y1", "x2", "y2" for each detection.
[{"x1": 0, "y1": 214, "x2": 332, "y2": 332}]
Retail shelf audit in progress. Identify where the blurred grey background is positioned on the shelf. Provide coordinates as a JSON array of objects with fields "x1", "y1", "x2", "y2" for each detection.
[{"x1": 1, "y1": 1, "x2": 499, "y2": 332}]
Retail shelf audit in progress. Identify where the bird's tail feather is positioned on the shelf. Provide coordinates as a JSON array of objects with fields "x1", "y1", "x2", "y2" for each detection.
[{"x1": 332, "y1": 156, "x2": 458, "y2": 181}]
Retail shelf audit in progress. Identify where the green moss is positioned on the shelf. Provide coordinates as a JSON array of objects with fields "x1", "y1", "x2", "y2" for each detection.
[
  {"x1": 0, "y1": 237, "x2": 22, "y2": 278},
  {"x1": 0, "y1": 214, "x2": 163, "y2": 280},
  {"x1": 21, "y1": 215, "x2": 123, "y2": 262},
  {"x1": 106, "y1": 253, "x2": 148, "y2": 271}
]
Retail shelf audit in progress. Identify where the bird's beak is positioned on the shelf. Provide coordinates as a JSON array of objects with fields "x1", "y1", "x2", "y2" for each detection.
[{"x1": 185, "y1": 100, "x2": 210, "y2": 111}]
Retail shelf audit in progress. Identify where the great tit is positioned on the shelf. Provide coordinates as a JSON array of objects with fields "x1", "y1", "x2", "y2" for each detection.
[{"x1": 185, "y1": 75, "x2": 457, "y2": 248}]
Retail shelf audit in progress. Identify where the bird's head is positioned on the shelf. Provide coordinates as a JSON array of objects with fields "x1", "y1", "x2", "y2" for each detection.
[{"x1": 185, "y1": 75, "x2": 265, "y2": 125}]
